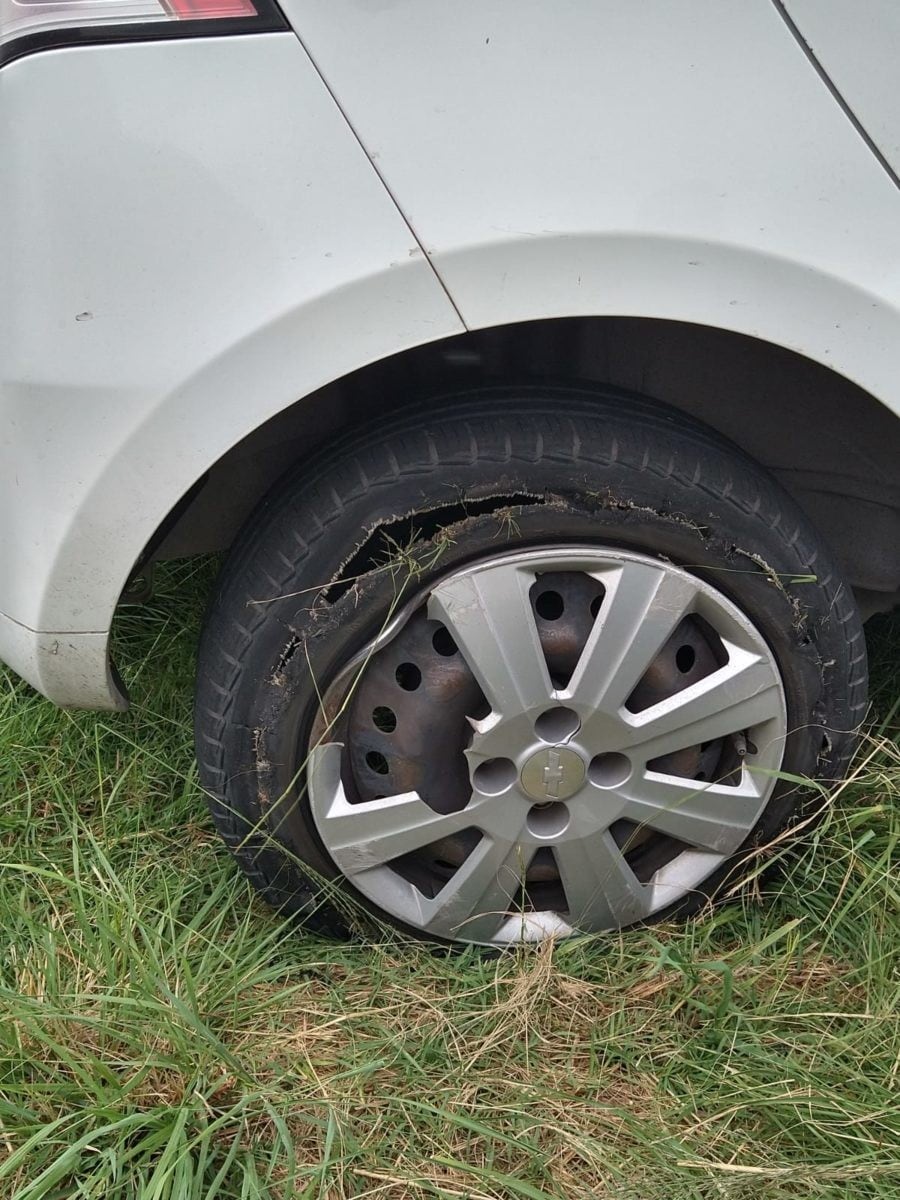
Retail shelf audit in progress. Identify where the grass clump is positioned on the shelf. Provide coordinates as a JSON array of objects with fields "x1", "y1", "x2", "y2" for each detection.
[{"x1": 0, "y1": 561, "x2": 898, "y2": 1198}]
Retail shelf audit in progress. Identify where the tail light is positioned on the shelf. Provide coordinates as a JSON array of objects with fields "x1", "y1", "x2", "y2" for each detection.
[{"x1": 1, "y1": 0, "x2": 285, "y2": 67}]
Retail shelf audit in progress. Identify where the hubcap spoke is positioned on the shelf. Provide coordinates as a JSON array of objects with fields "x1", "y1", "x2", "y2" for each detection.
[
  {"x1": 427, "y1": 562, "x2": 551, "y2": 716},
  {"x1": 625, "y1": 647, "x2": 783, "y2": 763},
  {"x1": 554, "y1": 830, "x2": 651, "y2": 930},
  {"x1": 568, "y1": 560, "x2": 698, "y2": 714},
  {"x1": 420, "y1": 830, "x2": 532, "y2": 941},
  {"x1": 308, "y1": 744, "x2": 480, "y2": 873},
  {"x1": 620, "y1": 770, "x2": 763, "y2": 854}
]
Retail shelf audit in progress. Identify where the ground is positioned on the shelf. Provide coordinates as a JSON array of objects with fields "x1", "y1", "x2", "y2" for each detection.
[{"x1": 1, "y1": 561, "x2": 898, "y2": 1199}]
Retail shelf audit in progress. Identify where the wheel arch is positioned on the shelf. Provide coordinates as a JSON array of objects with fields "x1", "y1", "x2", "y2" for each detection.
[{"x1": 148, "y1": 312, "x2": 900, "y2": 608}]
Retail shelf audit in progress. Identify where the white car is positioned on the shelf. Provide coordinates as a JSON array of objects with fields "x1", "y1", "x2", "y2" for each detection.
[{"x1": 1, "y1": 1, "x2": 898, "y2": 946}]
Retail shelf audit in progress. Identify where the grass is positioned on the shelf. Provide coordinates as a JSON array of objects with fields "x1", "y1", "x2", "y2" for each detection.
[{"x1": 0, "y1": 560, "x2": 898, "y2": 1199}]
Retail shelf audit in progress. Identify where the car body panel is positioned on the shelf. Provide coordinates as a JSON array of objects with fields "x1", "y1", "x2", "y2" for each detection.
[
  {"x1": 0, "y1": 33, "x2": 463, "y2": 705},
  {"x1": 285, "y1": 0, "x2": 900, "y2": 411},
  {"x1": 0, "y1": 615, "x2": 120, "y2": 711},
  {"x1": 785, "y1": 0, "x2": 900, "y2": 179}
]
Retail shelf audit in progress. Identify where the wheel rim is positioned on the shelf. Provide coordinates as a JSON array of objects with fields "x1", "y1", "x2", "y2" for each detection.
[{"x1": 307, "y1": 547, "x2": 787, "y2": 945}]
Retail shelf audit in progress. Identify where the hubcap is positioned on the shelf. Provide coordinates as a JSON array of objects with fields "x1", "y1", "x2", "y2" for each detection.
[{"x1": 307, "y1": 547, "x2": 787, "y2": 946}]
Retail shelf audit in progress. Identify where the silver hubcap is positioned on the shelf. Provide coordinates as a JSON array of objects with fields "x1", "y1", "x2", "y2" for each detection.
[{"x1": 308, "y1": 548, "x2": 787, "y2": 946}]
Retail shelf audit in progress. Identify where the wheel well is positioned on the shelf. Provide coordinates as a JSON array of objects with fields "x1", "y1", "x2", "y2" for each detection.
[{"x1": 148, "y1": 316, "x2": 900, "y2": 609}]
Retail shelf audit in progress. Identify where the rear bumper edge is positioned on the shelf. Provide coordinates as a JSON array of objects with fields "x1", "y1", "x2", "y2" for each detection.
[{"x1": 0, "y1": 611, "x2": 128, "y2": 710}]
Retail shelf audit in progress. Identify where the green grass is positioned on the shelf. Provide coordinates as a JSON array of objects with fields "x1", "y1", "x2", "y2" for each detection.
[{"x1": 1, "y1": 561, "x2": 898, "y2": 1199}]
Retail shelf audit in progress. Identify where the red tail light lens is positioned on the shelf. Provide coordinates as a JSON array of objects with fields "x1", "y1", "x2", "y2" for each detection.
[
  {"x1": 161, "y1": 0, "x2": 257, "y2": 17},
  {"x1": 1, "y1": 0, "x2": 283, "y2": 66}
]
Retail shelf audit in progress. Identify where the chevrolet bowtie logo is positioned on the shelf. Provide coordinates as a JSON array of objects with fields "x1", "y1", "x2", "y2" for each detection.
[
  {"x1": 542, "y1": 749, "x2": 566, "y2": 798},
  {"x1": 521, "y1": 745, "x2": 586, "y2": 802}
]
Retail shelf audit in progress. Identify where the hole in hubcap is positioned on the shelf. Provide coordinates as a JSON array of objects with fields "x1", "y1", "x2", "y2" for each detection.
[
  {"x1": 589, "y1": 752, "x2": 631, "y2": 788},
  {"x1": 534, "y1": 706, "x2": 581, "y2": 743},
  {"x1": 625, "y1": 616, "x2": 722, "y2": 713},
  {"x1": 527, "y1": 802, "x2": 570, "y2": 837},
  {"x1": 529, "y1": 572, "x2": 606, "y2": 689},
  {"x1": 473, "y1": 757, "x2": 517, "y2": 795},
  {"x1": 388, "y1": 827, "x2": 484, "y2": 897}
]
